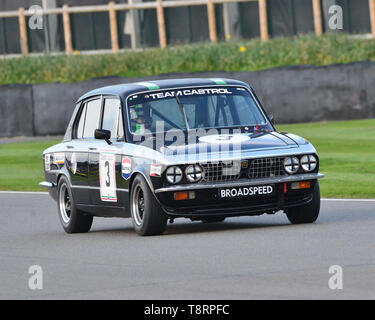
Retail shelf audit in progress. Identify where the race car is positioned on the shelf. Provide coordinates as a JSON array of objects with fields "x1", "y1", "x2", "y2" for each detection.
[{"x1": 40, "y1": 78, "x2": 324, "y2": 236}]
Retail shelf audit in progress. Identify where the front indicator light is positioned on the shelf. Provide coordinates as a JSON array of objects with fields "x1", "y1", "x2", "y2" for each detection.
[
  {"x1": 174, "y1": 192, "x2": 188, "y2": 201},
  {"x1": 291, "y1": 181, "x2": 311, "y2": 190},
  {"x1": 174, "y1": 191, "x2": 195, "y2": 201}
]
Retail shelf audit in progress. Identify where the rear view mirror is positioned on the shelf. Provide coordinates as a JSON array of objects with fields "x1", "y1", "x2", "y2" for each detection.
[
  {"x1": 95, "y1": 129, "x2": 112, "y2": 144},
  {"x1": 269, "y1": 115, "x2": 275, "y2": 125}
]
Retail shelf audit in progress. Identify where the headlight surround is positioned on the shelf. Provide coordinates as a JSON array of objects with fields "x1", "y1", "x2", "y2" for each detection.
[
  {"x1": 284, "y1": 157, "x2": 300, "y2": 174},
  {"x1": 185, "y1": 164, "x2": 204, "y2": 183},
  {"x1": 301, "y1": 154, "x2": 317, "y2": 172},
  {"x1": 165, "y1": 166, "x2": 183, "y2": 184}
]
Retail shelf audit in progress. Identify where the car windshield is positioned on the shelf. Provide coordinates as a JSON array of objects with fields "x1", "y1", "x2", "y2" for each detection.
[{"x1": 127, "y1": 86, "x2": 272, "y2": 134}]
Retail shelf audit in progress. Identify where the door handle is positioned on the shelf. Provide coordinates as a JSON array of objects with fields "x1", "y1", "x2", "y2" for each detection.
[
  {"x1": 89, "y1": 147, "x2": 97, "y2": 151},
  {"x1": 66, "y1": 146, "x2": 74, "y2": 149}
]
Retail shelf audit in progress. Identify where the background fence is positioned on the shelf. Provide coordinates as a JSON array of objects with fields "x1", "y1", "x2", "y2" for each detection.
[
  {"x1": 0, "y1": 0, "x2": 375, "y2": 56},
  {"x1": 1, "y1": 61, "x2": 375, "y2": 137}
]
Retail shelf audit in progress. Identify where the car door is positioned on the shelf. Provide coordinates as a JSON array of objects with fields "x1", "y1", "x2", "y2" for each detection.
[
  {"x1": 88, "y1": 96, "x2": 126, "y2": 212},
  {"x1": 64, "y1": 101, "x2": 90, "y2": 205}
]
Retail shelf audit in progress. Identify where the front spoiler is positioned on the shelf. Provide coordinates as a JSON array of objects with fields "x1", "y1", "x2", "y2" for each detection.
[
  {"x1": 163, "y1": 194, "x2": 313, "y2": 218},
  {"x1": 154, "y1": 173, "x2": 324, "y2": 193}
]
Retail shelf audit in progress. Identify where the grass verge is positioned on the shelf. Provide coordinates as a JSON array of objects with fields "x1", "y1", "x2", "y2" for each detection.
[
  {"x1": 278, "y1": 119, "x2": 375, "y2": 198},
  {"x1": 0, "y1": 140, "x2": 60, "y2": 191},
  {"x1": 1, "y1": 34, "x2": 375, "y2": 85},
  {"x1": 0, "y1": 119, "x2": 374, "y2": 198}
]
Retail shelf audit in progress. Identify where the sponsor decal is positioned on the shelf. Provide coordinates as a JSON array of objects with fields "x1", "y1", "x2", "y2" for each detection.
[
  {"x1": 150, "y1": 163, "x2": 162, "y2": 177},
  {"x1": 199, "y1": 134, "x2": 250, "y2": 144},
  {"x1": 210, "y1": 78, "x2": 227, "y2": 85},
  {"x1": 136, "y1": 81, "x2": 160, "y2": 90},
  {"x1": 53, "y1": 152, "x2": 65, "y2": 164},
  {"x1": 147, "y1": 88, "x2": 232, "y2": 100},
  {"x1": 71, "y1": 153, "x2": 77, "y2": 174},
  {"x1": 122, "y1": 157, "x2": 131, "y2": 180},
  {"x1": 219, "y1": 185, "x2": 274, "y2": 198},
  {"x1": 99, "y1": 150, "x2": 117, "y2": 202}
]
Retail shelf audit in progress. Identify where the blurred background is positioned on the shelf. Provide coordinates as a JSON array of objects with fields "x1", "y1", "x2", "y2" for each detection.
[{"x1": 0, "y1": 0, "x2": 373, "y2": 54}]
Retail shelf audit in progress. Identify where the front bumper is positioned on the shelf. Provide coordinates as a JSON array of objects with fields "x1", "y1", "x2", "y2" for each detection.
[
  {"x1": 39, "y1": 181, "x2": 55, "y2": 188},
  {"x1": 39, "y1": 181, "x2": 58, "y2": 201},
  {"x1": 155, "y1": 173, "x2": 323, "y2": 218}
]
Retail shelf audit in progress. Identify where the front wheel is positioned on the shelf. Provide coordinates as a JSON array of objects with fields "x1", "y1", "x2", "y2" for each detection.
[
  {"x1": 130, "y1": 175, "x2": 167, "y2": 236},
  {"x1": 57, "y1": 176, "x2": 93, "y2": 233},
  {"x1": 285, "y1": 181, "x2": 320, "y2": 224}
]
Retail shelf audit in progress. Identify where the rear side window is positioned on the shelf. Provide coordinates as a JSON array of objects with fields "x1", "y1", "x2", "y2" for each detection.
[
  {"x1": 83, "y1": 99, "x2": 101, "y2": 138},
  {"x1": 117, "y1": 108, "x2": 124, "y2": 140},
  {"x1": 102, "y1": 98, "x2": 120, "y2": 138},
  {"x1": 76, "y1": 103, "x2": 87, "y2": 139}
]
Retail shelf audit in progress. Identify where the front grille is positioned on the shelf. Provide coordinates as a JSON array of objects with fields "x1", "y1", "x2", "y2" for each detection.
[
  {"x1": 201, "y1": 161, "x2": 241, "y2": 182},
  {"x1": 200, "y1": 157, "x2": 286, "y2": 182},
  {"x1": 248, "y1": 157, "x2": 285, "y2": 179}
]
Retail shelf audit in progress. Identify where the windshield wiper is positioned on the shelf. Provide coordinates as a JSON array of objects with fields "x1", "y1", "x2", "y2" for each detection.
[{"x1": 174, "y1": 95, "x2": 190, "y2": 131}]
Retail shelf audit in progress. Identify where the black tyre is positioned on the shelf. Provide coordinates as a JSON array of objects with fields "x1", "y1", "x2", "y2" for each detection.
[
  {"x1": 201, "y1": 217, "x2": 226, "y2": 223},
  {"x1": 130, "y1": 175, "x2": 167, "y2": 236},
  {"x1": 57, "y1": 176, "x2": 93, "y2": 233},
  {"x1": 285, "y1": 181, "x2": 321, "y2": 224}
]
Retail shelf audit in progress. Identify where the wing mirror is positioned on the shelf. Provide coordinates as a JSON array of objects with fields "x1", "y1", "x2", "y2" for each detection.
[
  {"x1": 269, "y1": 115, "x2": 275, "y2": 125},
  {"x1": 95, "y1": 129, "x2": 112, "y2": 145}
]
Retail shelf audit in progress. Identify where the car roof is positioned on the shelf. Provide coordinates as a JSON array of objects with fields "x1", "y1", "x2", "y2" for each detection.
[{"x1": 76, "y1": 78, "x2": 250, "y2": 103}]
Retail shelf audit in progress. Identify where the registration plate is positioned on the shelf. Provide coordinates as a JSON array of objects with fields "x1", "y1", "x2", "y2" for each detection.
[{"x1": 219, "y1": 185, "x2": 275, "y2": 199}]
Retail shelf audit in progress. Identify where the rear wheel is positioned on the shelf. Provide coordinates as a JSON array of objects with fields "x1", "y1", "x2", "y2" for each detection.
[
  {"x1": 130, "y1": 175, "x2": 167, "y2": 236},
  {"x1": 285, "y1": 181, "x2": 320, "y2": 224},
  {"x1": 57, "y1": 176, "x2": 93, "y2": 233}
]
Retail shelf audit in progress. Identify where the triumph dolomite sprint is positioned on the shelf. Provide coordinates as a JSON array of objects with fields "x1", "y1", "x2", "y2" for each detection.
[{"x1": 40, "y1": 78, "x2": 324, "y2": 236}]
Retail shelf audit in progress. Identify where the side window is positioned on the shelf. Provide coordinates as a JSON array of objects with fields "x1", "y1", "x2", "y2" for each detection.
[
  {"x1": 117, "y1": 107, "x2": 124, "y2": 140},
  {"x1": 233, "y1": 95, "x2": 265, "y2": 125},
  {"x1": 83, "y1": 99, "x2": 101, "y2": 138},
  {"x1": 76, "y1": 103, "x2": 87, "y2": 139},
  {"x1": 102, "y1": 98, "x2": 120, "y2": 138}
]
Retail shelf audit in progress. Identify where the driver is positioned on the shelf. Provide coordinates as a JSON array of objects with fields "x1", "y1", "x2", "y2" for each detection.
[{"x1": 130, "y1": 103, "x2": 152, "y2": 134}]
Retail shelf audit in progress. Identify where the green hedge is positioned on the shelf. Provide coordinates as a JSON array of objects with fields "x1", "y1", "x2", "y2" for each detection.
[{"x1": 1, "y1": 34, "x2": 375, "y2": 85}]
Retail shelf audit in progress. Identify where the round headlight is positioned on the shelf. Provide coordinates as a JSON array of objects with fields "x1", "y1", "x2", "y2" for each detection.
[
  {"x1": 166, "y1": 166, "x2": 183, "y2": 184},
  {"x1": 185, "y1": 164, "x2": 204, "y2": 183},
  {"x1": 284, "y1": 157, "x2": 300, "y2": 174},
  {"x1": 301, "y1": 155, "x2": 317, "y2": 172}
]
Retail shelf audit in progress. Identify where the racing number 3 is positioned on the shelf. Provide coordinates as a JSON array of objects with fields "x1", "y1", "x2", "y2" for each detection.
[
  {"x1": 105, "y1": 161, "x2": 110, "y2": 187},
  {"x1": 99, "y1": 151, "x2": 117, "y2": 202}
]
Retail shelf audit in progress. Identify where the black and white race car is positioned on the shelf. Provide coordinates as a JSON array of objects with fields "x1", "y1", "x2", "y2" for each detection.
[{"x1": 40, "y1": 78, "x2": 324, "y2": 236}]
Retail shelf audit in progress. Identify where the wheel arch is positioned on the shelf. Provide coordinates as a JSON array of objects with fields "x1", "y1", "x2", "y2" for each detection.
[
  {"x1": 128, "y1": 170, "x2": 163, "y2": 207},
  {"x1": 57, "y1": 172, "x2": 72, "y2": 188}
]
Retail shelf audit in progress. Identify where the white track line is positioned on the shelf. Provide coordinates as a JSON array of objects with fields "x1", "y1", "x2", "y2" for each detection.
[
  {"x1": 322, "y1": 198, "x2": 375, "y2": 202},
  {"x1": 0, "y1": 191, "x2": 374, "y2": 202},
  {"x1": 0, "y1": 191, "x2": 49, "y2": 195}
]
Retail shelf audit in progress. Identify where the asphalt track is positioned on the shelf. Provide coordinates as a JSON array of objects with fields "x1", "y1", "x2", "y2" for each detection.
[{"x1": 0, "y1": 192, "x2": 374, "y2": 300}]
